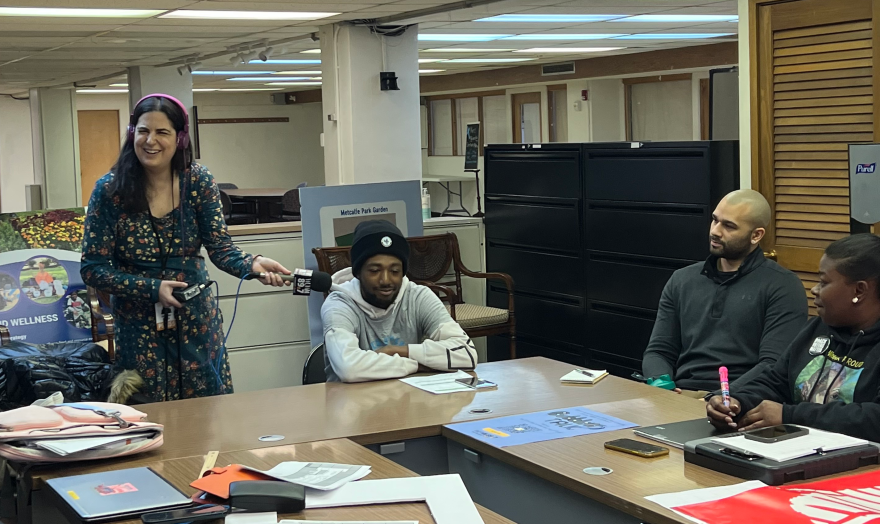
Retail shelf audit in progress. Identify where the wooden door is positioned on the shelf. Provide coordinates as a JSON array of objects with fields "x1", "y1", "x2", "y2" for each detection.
[
  {"x1": 78, "y1": 110, "x2": 121, "y2": 205},
  {"x1": 512, "y1": 92, "x2": 542, "y2": 143},
  {"x1": 751, "y1": 0, "x2": 877, "y2": 314}
]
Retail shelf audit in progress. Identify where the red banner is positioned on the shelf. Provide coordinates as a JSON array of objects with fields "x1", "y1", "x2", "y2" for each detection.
[{"x1": 673, "y1": 470, "x2": 880, "y2": 524}]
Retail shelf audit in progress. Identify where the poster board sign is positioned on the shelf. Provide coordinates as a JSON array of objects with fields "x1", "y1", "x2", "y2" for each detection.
[
  {"x1": 300, "y1": 181, "x2": 423, "y2": 347},
  {"x1": 0, "y1": 208, "x2": 91, "y2": 344},
  {"x1": 464, "y1": 122, "x2": 480, "y2": 170}
]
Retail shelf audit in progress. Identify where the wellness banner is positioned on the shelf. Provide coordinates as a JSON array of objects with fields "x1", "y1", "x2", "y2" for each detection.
[{"x1": 0, "y1": 208, "x2": 92, "y2": 344}]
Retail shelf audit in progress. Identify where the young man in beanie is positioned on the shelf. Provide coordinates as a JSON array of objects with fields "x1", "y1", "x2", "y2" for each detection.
[{"x1": 321, "y1": 220, "x2": 477, "y2": 382}]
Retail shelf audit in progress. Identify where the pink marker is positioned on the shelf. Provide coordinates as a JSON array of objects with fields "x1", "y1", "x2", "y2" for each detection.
[{"x1": 719, "y1": 366, "x2": 730, "y2": 408}]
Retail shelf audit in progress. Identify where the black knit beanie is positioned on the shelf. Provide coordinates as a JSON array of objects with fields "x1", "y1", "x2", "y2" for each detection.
[{"x1": 350, "y1": 220, "x2": 409, "y2": 277}]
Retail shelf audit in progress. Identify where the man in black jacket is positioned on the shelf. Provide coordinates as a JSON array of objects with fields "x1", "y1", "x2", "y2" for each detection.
[{"x1": 642, "y1": 189, "x2": 808, "y2": 395}]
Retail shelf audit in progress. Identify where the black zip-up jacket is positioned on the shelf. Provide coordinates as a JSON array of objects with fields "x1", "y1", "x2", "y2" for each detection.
[
  {"x1": 736, "y1": 316, "x2": 880, "y2": 441},
  {"x1": 643, "y1": 247, "x2": 808, "y2": 391}
]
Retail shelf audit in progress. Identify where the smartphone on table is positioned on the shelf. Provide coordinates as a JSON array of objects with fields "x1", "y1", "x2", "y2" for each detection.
[
  {"x1": 604, "y1": 438, "x2": 669, "y2": 458},
  {"x1": 455, "y1": 376, "x2": 497, "y2": 389},
  {"x1": 141, "y1": 504, "x2": 227, "y2": 524},
  {"x1": 743, "y1": 424, "x2": 808, "y2": 443}
]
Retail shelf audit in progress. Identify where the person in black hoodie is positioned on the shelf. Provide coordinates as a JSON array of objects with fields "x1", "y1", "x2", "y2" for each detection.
[{"x1": 707, "y1": 233, "x2": 880, "y2": 441}]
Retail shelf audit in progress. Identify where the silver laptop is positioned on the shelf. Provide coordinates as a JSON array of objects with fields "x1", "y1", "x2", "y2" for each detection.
[
  {"x1": 634, "y1": 418, "x2": 730, "y2": 449},
  {"x1": 46, "y1": 466, "x2": 191, "y2": 523}
]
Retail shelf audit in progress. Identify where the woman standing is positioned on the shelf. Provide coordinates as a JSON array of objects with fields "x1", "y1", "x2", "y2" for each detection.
[
  {"x1": 707, "y1": 233, "x2": 880, "y2": 441},
  {"x1": 82, "y1": 94, "x2": 289, "y2": 402}
]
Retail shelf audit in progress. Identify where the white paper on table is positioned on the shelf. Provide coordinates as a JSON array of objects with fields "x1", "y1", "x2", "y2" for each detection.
[
  {"x1": 280, "y1": 521, "x2": 418, "y2": 524},
  {"x1": 241, "y1": 462, "x2": 371, "y2": 491},
  {"x1": 306, "y1": 474, "x2": 484, "y2": 524},
  {"x1": 399, "y1": 370, "x2": 474, "y2": 394},
  {"x1": 33, "y1": 432, "x2": 154, "y2": 456},
  {"x1": 645, "y1": 481, "x2": 766, "y2": 524},
  {"x1": 225, "y1": 511, "x2": 277, "y2": 524},
  {"x1": 710, "y1": 427, "x2": 868, "y2": 462}
]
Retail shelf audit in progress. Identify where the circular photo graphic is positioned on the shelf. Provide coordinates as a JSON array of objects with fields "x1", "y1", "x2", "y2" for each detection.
[
  {"x1": 20, "y1": 256, "x2": 68, "y2": 304},
  {"x1": 64, "y1": 290, "x2": 91, "y2": 330},
  {"x1": 0, "y1": 273, "x2": 20, "y2": 313}
]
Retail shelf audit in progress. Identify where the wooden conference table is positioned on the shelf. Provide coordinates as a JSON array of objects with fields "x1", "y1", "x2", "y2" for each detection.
[
  {"x1": 20, "y1": 357, "x2": 880, "y2": 524},
  {"x1": 224, "y1": 188, "x2": 288, "y2": 223}
]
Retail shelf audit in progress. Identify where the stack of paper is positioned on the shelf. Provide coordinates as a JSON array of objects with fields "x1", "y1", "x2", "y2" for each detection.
[
  {"x1": 241, "y1": 462, "x2": 372, "y2": 491},
  {"x1": 399, "y1": 370, "x2": 475, "y2": 394},
  {"x1": 560, "y1": 369, "x2": 608, "y2": 385},
  {"x1": 711, "y1": 427, "x2": 868, "y2": 462},
  {"x1": 33, "y1": 433, "x2": 154, "y2": 456}
]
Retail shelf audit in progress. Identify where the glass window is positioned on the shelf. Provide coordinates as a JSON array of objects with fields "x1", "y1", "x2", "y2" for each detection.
[
  {"x1": 630, "y1": 80, "x2": 693, "y2": 141},
  {"x1": 482, "y1": 95, "x2": 507, "y2": 145},
  {"x1": 430, "y1": 99, "x2": 453, "y2": 156},
  {"x1": 455, "y1": 97, "x2": 479, "y2": 154}
]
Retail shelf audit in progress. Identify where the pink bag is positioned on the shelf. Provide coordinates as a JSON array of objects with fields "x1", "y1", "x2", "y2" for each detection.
[{"x1": 0, "y1": 402, "x2": 163, "y2": 463}]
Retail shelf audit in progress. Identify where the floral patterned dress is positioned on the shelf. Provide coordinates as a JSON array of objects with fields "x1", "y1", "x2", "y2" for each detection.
[{"x1": 81, "y1": 164, "x2": 254, "y2": 402}]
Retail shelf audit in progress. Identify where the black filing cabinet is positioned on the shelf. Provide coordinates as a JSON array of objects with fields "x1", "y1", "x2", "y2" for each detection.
[{"x1": 485, "y1": 141, "x2": 739, "y2": 376}]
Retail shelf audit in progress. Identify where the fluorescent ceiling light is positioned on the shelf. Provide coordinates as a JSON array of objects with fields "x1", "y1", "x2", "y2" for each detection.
[
  {"x1": 418, "y1": 34, "x2": 510, "y2": 42},
  {"x1": 0, "y1": 7, "x2": 162, "y2": 17},
  {"x1": 109, "y1": 83, "x2": 128, "y2": 87},
  {"x1": 76, "y1": 89, "x2": 128, "y2": 93},
  {"x1": 419, "y1": 69, "x2": 445, "y2": 73},
  {"x1": 515, "y1": 47, "x2": 623, "y2": 53},
  {"x1": 274, "y1": 71, "x2": 322, "y2": 75},
  {"x1": 193, "y1": 71, "x2": 274, "y2": 75},
  {"x1": 218, "y1": 88, "x2": 283, "y2": 91},
  {"x1": 193, "y1": 89, "x2": 217, "y2": 92},
  {"x1": 301, "y1": 49, "x2": 321, "y2": 54},
  {"x1": 419, "y1": 59, "x2": 442, "y2": 63},
  {"x1": 477, "y1": 14, "x2": 623, "y2": 23},
  {"x1": 252, "y1": 59, "x2": 320, "y2": 64},
  {"x1": 266, "y1": 82, "x2": 322, "y2": 86},
  {"x1": 229, "y1": 76, "x2": 316, "y2": 81},
  {"x1": 614, "y1": 33, "x2": 734, "y2": 39},
  {"x1": 423, "y1": 48, "x2": 515, "y2": 52},
  {"x1": 442, "y1": 58, "x2": 534, "y2": 63},
  {"x1": 615, "y1": 15, "x2": 738, "y2": 22},
  {"x1": 504, "y1": 34, "x2": 626, "y2": 40},
  {"x1": 160, "y1": 10, "x2": 338, "y2": 21}
]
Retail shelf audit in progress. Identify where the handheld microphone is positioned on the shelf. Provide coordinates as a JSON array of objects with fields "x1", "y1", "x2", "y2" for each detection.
[{"x1": 244, "y1": 268, "x2": 333, "y2": 295}]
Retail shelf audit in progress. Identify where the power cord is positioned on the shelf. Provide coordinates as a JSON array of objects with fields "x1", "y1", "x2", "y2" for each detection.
[{"x1": 209, "y1": 274, "x2": 246, "y2": 389}]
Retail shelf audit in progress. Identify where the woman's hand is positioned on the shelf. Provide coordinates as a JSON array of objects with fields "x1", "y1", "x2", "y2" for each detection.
[
  {"x1": 158, "y1": 280, "x2": 188, "y2": 308},
  {"x1": 737, "y1": 400, "x2": 783, "y2": 431},
  {"x1": 252, "y1": 256, "x2": 291, "y2": 287},
  {"x1": 706, "y1": 395, "x2": 741, "y2": 430}
]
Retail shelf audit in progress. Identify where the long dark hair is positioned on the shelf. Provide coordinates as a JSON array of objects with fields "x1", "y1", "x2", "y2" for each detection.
[
  {"x1": 826, "y1": 234, "x2": 880, "y2": 298},
  {"x1": 108, "y1": 96, "x2": 193, "y2": 213}
]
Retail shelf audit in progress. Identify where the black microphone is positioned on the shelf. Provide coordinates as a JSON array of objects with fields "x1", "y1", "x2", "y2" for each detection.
[{"x1": 244, "y1": 269, "x2": 333, "y2": 295}]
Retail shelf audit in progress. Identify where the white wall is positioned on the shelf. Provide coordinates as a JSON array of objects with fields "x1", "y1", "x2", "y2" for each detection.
[
  {"x1": 738, "y1": 0, "x2": 752, "y2": 189},
  {"x1": 193, "y1": 93, "x2": 325, "y2": 189},
  {"x1": 0, "y1": 97, "x2": 35, "y2": 212}
]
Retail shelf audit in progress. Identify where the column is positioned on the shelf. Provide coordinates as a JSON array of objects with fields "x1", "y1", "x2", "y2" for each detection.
[
  {"x1": 320, "y1": 23, "x2": 422, "y2": 185},
  {"x1": 29, "y1": 88, "x2": 80, "y2": 209},
  {"x1": 127, "y1": 66, "x2": 193, "y2": 112}
]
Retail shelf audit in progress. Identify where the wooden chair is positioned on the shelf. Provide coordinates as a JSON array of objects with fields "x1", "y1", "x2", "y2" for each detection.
[
  {"x1": 87, "y1": 286, "x2": 115, "y2": 362},
  {"x1": 313, "y1": 233, "x2": 517, "y2": 359}
]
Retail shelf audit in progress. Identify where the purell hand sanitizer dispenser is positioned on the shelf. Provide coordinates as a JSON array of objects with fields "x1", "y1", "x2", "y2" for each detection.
[{"x1": 849, "y1": 144, "x2": 880, "y2": 233}]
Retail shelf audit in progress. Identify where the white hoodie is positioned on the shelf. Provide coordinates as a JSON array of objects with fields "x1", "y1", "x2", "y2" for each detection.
[{"x1": 320, "y1": 268, "x2": 477, "y2": 383}]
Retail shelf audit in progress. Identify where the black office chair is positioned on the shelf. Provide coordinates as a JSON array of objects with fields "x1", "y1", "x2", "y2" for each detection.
[
  {"x1": 219, "y1": 190, "x2": 257, "y2": 225},
  {"x1": 302, "y1": 343, "x2": 326, "y2": 385}
]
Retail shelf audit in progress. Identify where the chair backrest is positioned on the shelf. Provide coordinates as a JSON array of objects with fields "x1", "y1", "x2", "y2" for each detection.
[
  {"x1": 282, "y1": 188, "x2": 301, "y2": 214},
  {"x1": 296, "y1": 182, "x2": 307, "y2": 189},
  {"x1": 217, "y1": 183, "x2": 238, "y2": 190},
  {"x1": 219, "y1": 190, "x2": 232, "y2": 217},
  {"x1": 407, "y1": 233, "x2": 463, "y2": 303},
  {"x1": 302, "y1": 343, "x2": 326, "y2": 385},
  {"x1": 312, "y1": 246, "x2": 352, "y2": 275}
]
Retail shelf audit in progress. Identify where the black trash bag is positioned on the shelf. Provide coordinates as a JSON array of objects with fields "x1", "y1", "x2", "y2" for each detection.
[{"x1": 0, "y1": 341, "x2": 111, "y2": 409}]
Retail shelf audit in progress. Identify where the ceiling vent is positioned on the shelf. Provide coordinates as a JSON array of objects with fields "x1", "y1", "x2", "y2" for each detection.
[{"x1": 541, "y1": 62, "x2": 575, "y2": 76}]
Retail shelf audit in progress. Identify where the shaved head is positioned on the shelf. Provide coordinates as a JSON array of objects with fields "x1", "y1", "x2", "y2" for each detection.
[{"x1": 720, "y1": 189, "x2": 771, "y2": 230}]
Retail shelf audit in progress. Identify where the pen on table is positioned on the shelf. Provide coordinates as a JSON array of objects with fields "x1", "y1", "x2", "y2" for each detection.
[
  {"x1": 575, "y1": 369, "x2": 595, "y2": 378},
  {"x1": 719, "y1": 366, "x2": 730, "y2": 408}
]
